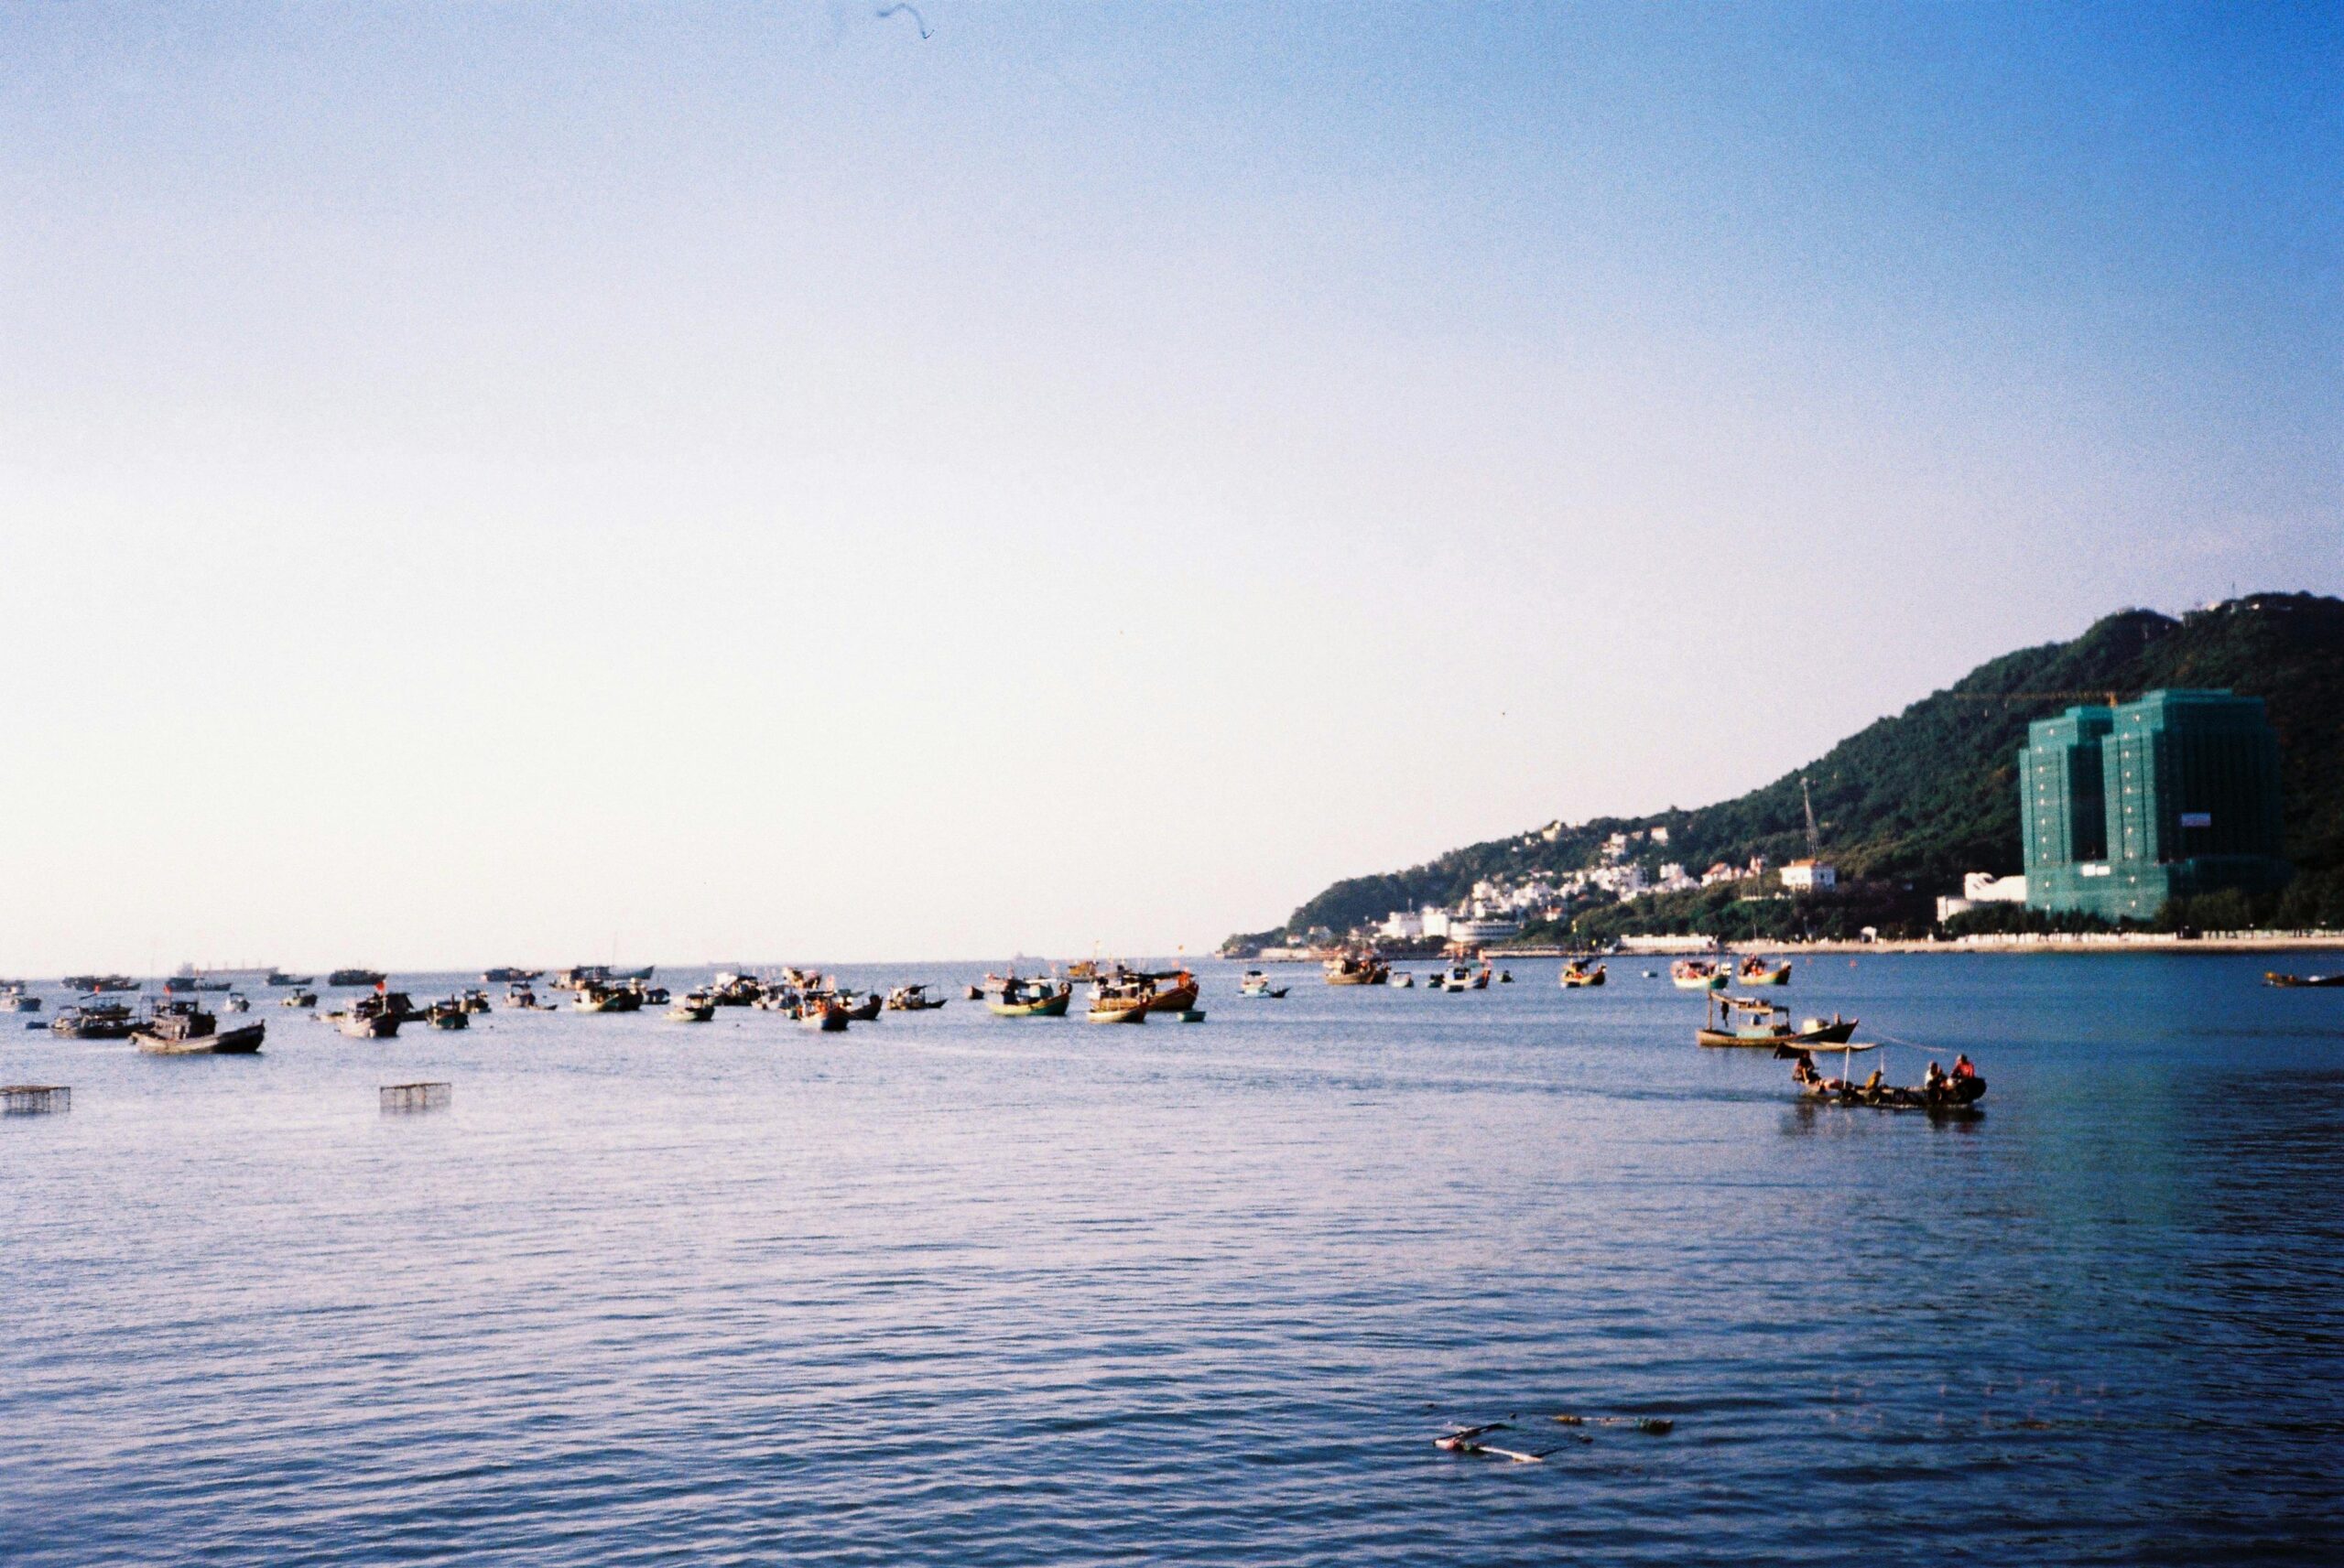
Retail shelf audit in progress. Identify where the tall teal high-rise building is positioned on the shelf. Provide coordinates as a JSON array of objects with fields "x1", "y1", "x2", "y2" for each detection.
[{"x1": 2021, "y1": 689, "x2": 2287, "y2": 921}]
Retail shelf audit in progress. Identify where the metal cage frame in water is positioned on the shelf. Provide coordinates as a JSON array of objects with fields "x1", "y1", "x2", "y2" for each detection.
[
  {"x1": 379, "y1": 1081, "x2": 452, "y2": 1112},
  {"x1": 3, "y1": 1084, "x2": 70, "y2": 1115}
]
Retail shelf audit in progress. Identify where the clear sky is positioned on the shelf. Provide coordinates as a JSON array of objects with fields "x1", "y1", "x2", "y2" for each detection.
[{"x1": 2, "y1": 2, "x2": 2338, "y2": 970}]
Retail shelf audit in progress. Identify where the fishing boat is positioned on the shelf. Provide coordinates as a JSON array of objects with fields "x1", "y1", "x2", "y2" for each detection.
[
  {"x1": 1696, "y1": 992, "x2": 1856, "y2": 1048},
  {"x1": 223, "y1": 992, "x2": 251, "y2": 1013},
  {"x1": 1388, "y1": 971, "x2": 1415, "y2": 989},
  {"x1": 798, "y1": 997, "x2": 851, "y2": 1032},
  {"x1": 1559, "y1": 960, "x2": 1607, "y2": 989},
  {"x1": 504, "y1": 984, "x2": 550, "y2": 1010},
  {"x1": 424, "y1": 1000, "x2": 470, "y2": 1030},
  {"x1": 2265, "y1": 971, "x2": 2344, "y2": 988},
  {"x1": 459, "y1": 989, "x2": 493, "y2": 1013},
  {"x1": 50, "y1": 1002, "x2": 136, "y2": 1040},
  {"x1": 1736, "y1": 956, "x2": 1792, "y2": 987},
  {"x1": 281, "y1": 989, "x2": 318, "y2": 1008},
  {"x1": 328, "y1": 968, "x2": 386, "y2": 989},
  {"x1": 986, "y1": 978, "x2": 1074, "y2": 1018},
  {"x1": 2, "y1": 984, "x2": 41, "y2": 1013},
  {"x1": 1670, "y1": 959, "x2": 1729, "y2": 990},
  {"x1": 135, "y1": 1005, "x2": 264, "y2": 1055},
  {"x1": 572, "y1": 981, "x2": 642, "y2": 1013},
  {"x1": 1324, "y1": 951, "x2": 1389, "y2": 986},
  {"x1": 336, "y1": 991, "x2": 410, "y2": 1038},
  {"x1": 482, "y1": 967, "x2": 540, "y2": 984},
  {"x1": 1238, "y1": 970, "x2": 1289, "y2": 999},
  {"x1": 1436, "y1": 961, "x2": 1492, "y2": 992},
  {"x1": 667, "y1": 996, "x2": 717, "y2": 1022},
  {"x1": 1143, "y1": 970, "x2": 1199, "y2": 1014},
  {"x1": 886, "y1": 984, "x2": 948, "y2": 1011},
  {"x1": 263, "y1": 970, "x2": 312, "y2": 988},
  {"x1": 1784, "y1": 1046, "x2": 1985, "y2": 1110},
  {"x1": 1086, "y1": 993, "x2": 1151, "y2": 1023},
  {"x1": 63, "y1": 975, "x2": 141, "y2": 993}
]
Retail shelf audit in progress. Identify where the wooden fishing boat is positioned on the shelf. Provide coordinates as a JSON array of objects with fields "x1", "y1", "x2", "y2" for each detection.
[
  {"x1": 3, "y1": 984, "x2": 43, "y2": 1012},
  {"x1": 482, "y1": 967, "x2": 540, "y2": 984},
  {"x1": 262, "y1": 971, "x2": 312, "y2": 988},
  {"x1": 987, "y1": 979, "x2": 1073, "y2": 1017},
  {"x1": 281, "y1": 989, "x2": 318, "y2": 1008},
  {"x1": 223, "y1": 992, "x2": 251, "y2": 1013},
  {"x1": 842, "y1": 991, "x2": 884, "y2": 1022},
  {"x1": 1238, "y1": 970, "x2": 1289, "y2": 999},
  {"x1": 667, "y1": 1000, "x2": 717, "y2": 1022},
  {"x1": 1736, "y1": 957, "x2": 1792, "y2": 987},
  {"x1": 1696, "y1": 993, "x2": 1856, "y2": 1048},
  {"x1": 798, "y1": 998, "x2": 851, "y2": 1031},
  {"x1": 425, "y1": 1000, "x2": 470, "y2": 1030},
  {"x1": 327, "y1": 968, "x2": 386, "y2": 989},
  {"x1": 1671, "y1": 959, "x2": 1728, "y2": 990},
  {"x1": 1559, "y1": 960, "x2": 1607, "y2": 989},
  {"x1": 1324, "y1": 951, "x2": 1389, "y2": 986},
  {"x1": 337, "y1": 991, "x2": 410, "y2": 1038},
  {"x1": 1142, "y1": 971, "x2": 1199, "y2": 1014},
  {"x1": 1086, "y1": 996, "x2": 1151, "y2": 1023},
  {"x1": 50, "y1": 1003, "x2": 136, "y2": 1040},
  {"x1": 138, "y1": 1018, "x2": 265, "y2": 1055},
  {"x1": 886, "y1": 984, "x2": 948, "y2": 1011},
  {"x1": 2265, "y1": 971, "x2": 2344, "y2": 988},
  {"x1": 1785, "y1": 1047, "x2": 1984, "y2": 1109},
  {"x1": 572, "y1": 982, "x2": 642, "y2": 1013},
  {"x1": 64, "y1": 975, "x2": 142, "y2": 994}
]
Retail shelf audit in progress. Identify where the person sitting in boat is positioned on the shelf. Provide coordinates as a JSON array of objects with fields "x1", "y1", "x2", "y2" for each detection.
[
  {"x1": 1951, "y1": 1054, "x2": 1976, "y2": 1081},
  {"x1": 1860, "y1": 1066, "x2": 1884, "y2": 1097},
  {"x1": 1924, "y1": 1062, "x2": 1946, "y2": 1096}
]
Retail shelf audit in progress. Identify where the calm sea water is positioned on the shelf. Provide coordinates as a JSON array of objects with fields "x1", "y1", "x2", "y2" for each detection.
[{"x1": 4, "y1": 954, "x2": 2340, "y2": 1564}]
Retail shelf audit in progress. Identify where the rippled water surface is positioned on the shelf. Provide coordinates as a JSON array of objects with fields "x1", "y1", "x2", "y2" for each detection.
[{"x1": 5, "y1": 954, "x2": 2341, "y2": 1564}]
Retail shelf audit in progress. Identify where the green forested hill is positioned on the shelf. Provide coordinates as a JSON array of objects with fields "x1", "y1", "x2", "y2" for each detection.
[{"x1": 1231, "y1": 592, "x2": 2344, "y2": 946}]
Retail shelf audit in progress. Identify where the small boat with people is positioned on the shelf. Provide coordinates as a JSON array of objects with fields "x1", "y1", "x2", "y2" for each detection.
[
  {"x1": 667, "y1": 993, "x2": 717, "y2": 1022},
  {"x1": 1697, "y1": 992, "x2": 1856, "y2": 1048},
  {"x1": 281, "y1": 989, "x2": 318, "y2": 1008},
  {"x1": 886, "y1": 984, "x2": 949, "y2": 1011},
  {"x1": 1670, "y1": 959, "x2": 1729, "y2": 991},
  {"x1": 2264, "y1": 970, "x2": 2344, "y2": 988},
  {"x1": 424, "y1": 999, "x2": 471, "y2": 1030},
  {"x1": 223, "y1": 992, "x2": 251, "y2": 1013},
  {"x1": 1559, "y1": 959, "x2": 1607, "y2": 989},
  {"x1": 504, "y1": 984, "x2": 550, "y2": 1010},
  {"x1": 1785, "y1": 1045, "x2": 1985, "y2": 1111},
  {"x1": 1735, "y1": 956, "x2": 1792, "y2": 987},
  {"x1": 1085, "y1": 970, "x2": 1165, "y2": 1023},
  {"x1": 1238, "y1": 970, "x2": 1289, "y2": 999},
  {"x1": 985, "y1": 977, "x2": 1074, "y2": 1017},
  {"x1": 1324, "y1": 951, "x2": 1390, "y2": 986},
  {"x1": 135, "y1": 1002, "x2": 265, "y2": 1055},
  {"x1": 2, "y1": 983, "x2": 42, "y2": 1013}
]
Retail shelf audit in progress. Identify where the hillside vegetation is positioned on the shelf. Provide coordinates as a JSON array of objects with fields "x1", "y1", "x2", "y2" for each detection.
[{"x1": 1229, "y1": 593, "x2": 2344, "y2": 946}]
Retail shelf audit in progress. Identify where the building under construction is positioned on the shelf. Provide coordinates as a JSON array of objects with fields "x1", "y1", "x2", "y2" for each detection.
[{"x1": 2020, "y1": 688, "x2": 2288, "y2": 921}]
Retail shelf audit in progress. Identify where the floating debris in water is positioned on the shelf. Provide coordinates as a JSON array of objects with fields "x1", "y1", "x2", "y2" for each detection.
[
  {"x1": 1554, "y1": 1414, "x2": 1675, "y2": 1435},
  {"x1": 380, "y1": 1081, "x2": 451, "y2": 1113},
  {"x1": 2, "y1": 1084, "x2": 69, "y2": 1115},
  {"x1": 1434, "y1": 1422, "x2": 1553, "y2": 1463}
]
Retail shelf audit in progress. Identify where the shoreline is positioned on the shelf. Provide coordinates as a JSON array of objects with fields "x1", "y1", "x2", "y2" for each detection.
[{"x1": 1242, "y1": 934, "x2": 2344, "y2": 960}]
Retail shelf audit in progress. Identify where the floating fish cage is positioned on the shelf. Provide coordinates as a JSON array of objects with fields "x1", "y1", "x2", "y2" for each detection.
[
  {"x1": 379, "y1": 1081, "x2": 451, "y2": 1113},
  {"x1": 2, "y1": 1085, "x2": 70, "y2": 1115}
]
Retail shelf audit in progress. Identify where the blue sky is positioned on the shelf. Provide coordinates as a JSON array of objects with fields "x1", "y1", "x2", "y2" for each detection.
[{"x1": 1, "y1": 2, "x2": 2337, "y2": 968}]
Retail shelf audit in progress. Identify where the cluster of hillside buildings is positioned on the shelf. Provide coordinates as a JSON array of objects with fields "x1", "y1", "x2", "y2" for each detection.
[
  {"x1": 1343, "y1": 687, "x2": 2290, "y2": 948},
  {"x1": 1373, "y1": 822, "x2": 1841, "y2": 944}
]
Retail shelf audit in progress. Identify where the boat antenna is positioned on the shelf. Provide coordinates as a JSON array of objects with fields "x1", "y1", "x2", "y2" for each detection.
[{"x1": 1801, "y1": 776, "x2": 1821, "y2": 861}]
